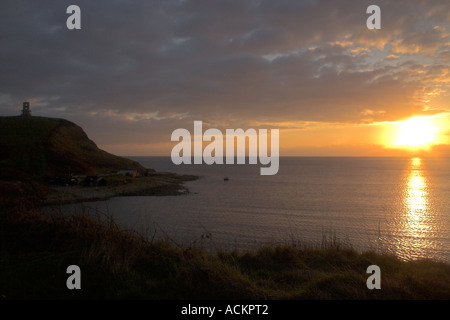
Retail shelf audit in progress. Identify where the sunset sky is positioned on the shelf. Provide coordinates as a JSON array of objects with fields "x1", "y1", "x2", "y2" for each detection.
[{"x1": 1, "y1": 0, "x2": 449, "y2": 156}]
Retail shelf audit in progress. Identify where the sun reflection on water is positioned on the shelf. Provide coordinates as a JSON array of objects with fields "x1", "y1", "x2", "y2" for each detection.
[
  {"x1": 393, "y1": 157, "x2": 437, "y2": 260},
  {"x1": 406, "y1": 158, "x2": 427, "y2": 217}
]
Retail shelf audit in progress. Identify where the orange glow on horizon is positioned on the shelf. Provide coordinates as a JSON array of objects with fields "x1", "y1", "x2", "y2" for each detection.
[{"x1": 101, "y1": 114, "x2": 450, "y2": 157}]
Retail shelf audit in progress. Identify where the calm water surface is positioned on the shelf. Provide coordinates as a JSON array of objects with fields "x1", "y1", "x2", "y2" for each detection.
[{"x1": 56, "y1": 157, "x2": 450, "y2": 262}]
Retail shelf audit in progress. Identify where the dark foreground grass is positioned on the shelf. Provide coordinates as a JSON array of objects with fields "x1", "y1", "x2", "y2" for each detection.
[{"x1": 1, "y1": 201, "x2": 450, "y2": 300}]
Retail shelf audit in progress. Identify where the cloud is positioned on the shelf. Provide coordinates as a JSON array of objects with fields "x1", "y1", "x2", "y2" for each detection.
[
  {"x1": 391, "y1": 26, "x2": 450, "y2": 55},
  {"x1": 0, "y1": 0, "x2": 449, "y2": 154}
]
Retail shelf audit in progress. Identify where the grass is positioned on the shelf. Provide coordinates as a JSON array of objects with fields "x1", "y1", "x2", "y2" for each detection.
[{"x1": 2, "y1": 196, "x2": 450, "y2": 300}]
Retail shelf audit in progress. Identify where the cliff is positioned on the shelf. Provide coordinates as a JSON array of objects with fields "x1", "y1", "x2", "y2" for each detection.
[{"x1": 0, "y1": 116, "x2": 146, "y2": 178}]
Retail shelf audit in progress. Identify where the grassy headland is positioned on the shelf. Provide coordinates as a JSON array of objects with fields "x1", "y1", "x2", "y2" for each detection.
[
  {"x1": 0, "y1": 115, "x2": 197, "y2": 204},
  {"x1": 0, "y1": 116, "x2": 145, "y2": 178}
]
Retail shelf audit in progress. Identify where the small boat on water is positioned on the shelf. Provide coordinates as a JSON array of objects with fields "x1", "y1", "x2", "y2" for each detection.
[{"x1": 223, "y1": 177, "x2": 229, "y2": 181}]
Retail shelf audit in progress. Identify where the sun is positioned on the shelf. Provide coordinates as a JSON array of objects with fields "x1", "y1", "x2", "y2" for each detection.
[{"x1": 392, "y1": 116, "x2": 438, "y2": 148}]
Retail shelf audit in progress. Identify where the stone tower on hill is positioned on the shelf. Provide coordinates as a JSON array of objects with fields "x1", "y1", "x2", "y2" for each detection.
[{"x1": 21, "y1": 102, "x2": 31, "y2": 117}]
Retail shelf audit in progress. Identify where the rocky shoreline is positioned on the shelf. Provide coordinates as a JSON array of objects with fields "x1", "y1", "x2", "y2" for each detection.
[{"x1": 42, "y1": 172, "x2": 198, "y2": 206}]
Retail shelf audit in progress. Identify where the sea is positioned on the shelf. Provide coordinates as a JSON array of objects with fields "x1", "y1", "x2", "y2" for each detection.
[{"x1": 57, "y1": 156, "x2": 450, "y2": 263}]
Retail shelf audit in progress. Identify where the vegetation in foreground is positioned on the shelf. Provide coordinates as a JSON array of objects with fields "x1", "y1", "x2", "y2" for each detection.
[{"x1": 1, "y1": 187, "x2": 450, "y2": 300}]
